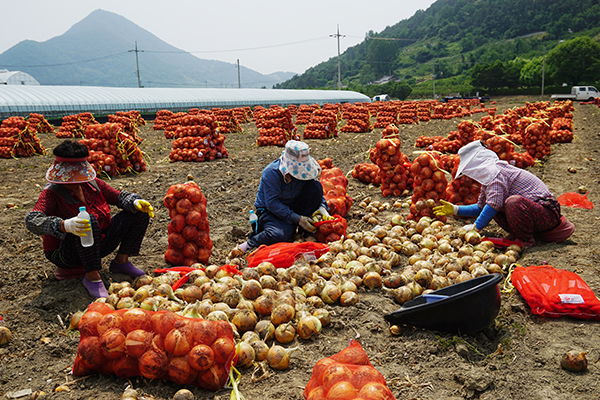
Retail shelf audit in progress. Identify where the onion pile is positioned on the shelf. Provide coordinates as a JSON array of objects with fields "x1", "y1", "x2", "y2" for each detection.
[
  {"x1": 163, "y1": 182, "x2": 212, "y2": 266},
  {"x1": 303, "y1": 109, "x2": 338, "y2": 139},
  {"x1": 294, "y1": 104, "x2": 319, "y2": 125},
  {"x1": 339, "y1": 104, "x2": 372, "y2": 133},
  {"x1": 351, "y1": 163, "x2": 382, "y2": 186},
  {"x1": 0, "y1": 117, "x2": 46, "y2": 158},
  {"x1": 256, "y1": 107, "x2": 298, "y2": 147},
  {"x1": 369, "y1": 136, "x2": 412, "y2": 197},
  {"x1": 212, "y1": 108, "x2": 242, "y2": 134},
  {"x1": 373, "y1": 104, "x2": 399, "y2": 128},
  {"x1": 318, "y1": 158, "x2": 353, "y2": 217},
  {"x1": 167, "y1": 114, "x2": 229, "y2": 162},
  {"x1": 57, "y1": 112, "x2": 97, "y2": 138},
  {"x1": 408, "y1": 152, "x2": 448, "y2": 221}
]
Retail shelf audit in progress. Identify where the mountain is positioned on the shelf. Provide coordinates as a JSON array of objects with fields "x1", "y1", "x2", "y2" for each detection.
[
  {"x1": 0, "y1": 9, "x2": 295, "y2": 88},
  {"x1": 276, "y1": 0, "x2": 600, "y2": 91}
]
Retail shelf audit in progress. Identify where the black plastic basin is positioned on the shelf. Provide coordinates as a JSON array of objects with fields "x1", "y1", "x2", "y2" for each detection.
[{"x1": 384, "y1": 273, "x2": 503, "y2": 334}]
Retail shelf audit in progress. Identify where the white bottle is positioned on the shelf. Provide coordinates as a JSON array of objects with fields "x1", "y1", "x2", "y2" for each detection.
[
  {"x1": 78, "y1": 206, "x2": 94, "y2": 247},
  {"x1": 249, "y1": 210, "x2": 258, "y2": 233}
]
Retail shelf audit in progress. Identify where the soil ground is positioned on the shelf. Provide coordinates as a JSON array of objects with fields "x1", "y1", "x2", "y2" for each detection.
[{"x1": 0, "y1": 96, "x2": 599, "y2": 400}]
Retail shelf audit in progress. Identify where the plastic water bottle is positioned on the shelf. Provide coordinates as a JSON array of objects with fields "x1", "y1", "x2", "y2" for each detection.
[
  {"x1": 249, "y1": 210, "x2": 258, "y2": 233},
  {"x1": 78, "y1": 206, "x2": 94, "y2": 247}
]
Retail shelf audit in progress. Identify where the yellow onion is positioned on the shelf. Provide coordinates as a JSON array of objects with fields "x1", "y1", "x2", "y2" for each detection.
[
  {"x1": 267, "y1": 344, "x2": 299, "y2": 370},
  {"x1": 464, "y1": 231, "x2": 481, "y2": 245},
  {"x1": 274, "y1": 322, "x2": 296, "y2": 344},
  {"x1": 297, "y1": 315, "x2": 322, "y2": 340},
  {"x1": 307, "y1": 296, "x2": 325, "y2": 309},
  {"x1": 235, "y1": 341, "x2": 255, "y2": 369},
  {"x1": 256, "y1": 261, "x2": 276, "y2": 276},
  {"x1": 340, "y1": 291, "x2": 359, "y2": 306},
  {"x1": 68, "y1": 310, "x2": 85, "y2": 330},
  {"x1": 414, "y1": 269, "x2": 433, "y2": 288},
  {"x1": 173, "y1": 389, "x2": 194, "y2": 400},
  {"x1": 242, "y1": 268, "x2": 260, "y2": 281},
  {"x1": 388, "y1": 286, "x2": 413, "y2": 304},
  {"x1": 254, "y1": 320, "x2": 275, "y2": 342},
  {"x1": 0, "y1": 326, "x2": 12, "y2": 345},
  {"x1": 231, "y1": 310, "x2": 258, "y2": 333},
  {"x1": 560, "y1": 350, "x2": 588, "y2": 372},
  {"x1": 271, "y1": 304, "x2": 295, "y2": 326},
  {"x1": 407, "y1": 281, "x2": 424, "y2": 297},
  {"x1": 321, "y1": 283, "x2": 342, "y2": 304},
  {"x1": 140, "y1": 296, "x2": 160, "y2": 311},
  {"x1": 259, "y1": 275, "x2": 277, "y2": 290},
  {"x1": 362, "y1": 272, "x2": 382, "y2": 290},
  {"x1": 312, "y1": 308, "x2": 331, "y2": 327},
  {"x1": 241, "y1": 279, "x2": 263, "y2": 300},
  {"x1": 250, "y1": 339, "x2": 269, "y2": 361},
  {"x1": 253, "y1": 295, "x2": 274, "y2": 316}
]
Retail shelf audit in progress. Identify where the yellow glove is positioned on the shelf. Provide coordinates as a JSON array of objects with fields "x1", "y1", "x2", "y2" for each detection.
[
  {"x1": 134, "y1": 199, "x2": 155, "y2": 218},
  {"x1": 63, "y1": 216, "x2": 91, "y2": 237},
  {"x1": 433, "y1": 200, "x2": 458, "y2": 217},
  {"x1": 312, "y1": 206, "x2": 333, "y2": 221},
  {"x1": 299, "y1": 216, "x2": 316, "y2": 233}
]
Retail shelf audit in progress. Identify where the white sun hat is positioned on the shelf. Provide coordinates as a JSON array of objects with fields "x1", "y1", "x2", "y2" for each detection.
[
  {"x1": 455, "y1": 140, "x2": 501, "y2": 186},
  {"x1": 278, "y1": 140, "x2": 321, "y2": 180}
]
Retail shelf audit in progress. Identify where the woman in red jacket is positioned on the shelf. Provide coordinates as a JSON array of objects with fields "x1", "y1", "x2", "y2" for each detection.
[{"x1": 25, "y1": 141, "x2": 155, "y2": 298}]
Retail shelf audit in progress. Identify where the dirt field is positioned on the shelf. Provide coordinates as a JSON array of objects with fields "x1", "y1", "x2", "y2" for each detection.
[{"x1": 0, "y1": 96, "x2": 599, "y2": 400}]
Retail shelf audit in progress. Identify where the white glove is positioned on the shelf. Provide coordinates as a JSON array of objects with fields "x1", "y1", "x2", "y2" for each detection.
[
  {"x1": 463, "y1": 224, "x2": 476, "y2": 232},
  {"x1": 63, "y1": 216, "x2": 91, "y2": 237},
  {"x1": 318, "y1": 206, "x2": 332, "y2": 219},
  {"x1": 298, "y1": 216, "x2": 316, "y2": 233},
  {"x1": 134, "y1": 199, "x2": 155, "y2": 218}
]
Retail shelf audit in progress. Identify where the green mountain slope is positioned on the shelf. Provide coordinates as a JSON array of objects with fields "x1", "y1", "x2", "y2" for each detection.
[
  {"x1": 0, "y1": 9, "x2": 294, "y2": 88},
  {"x1": 276, "y1": 0, "x2": 600, "y2": 94}
]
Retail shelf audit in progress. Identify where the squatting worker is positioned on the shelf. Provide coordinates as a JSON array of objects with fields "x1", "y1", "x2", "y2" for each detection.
[
  {"x1": 25, "y1": 140, "x2": 155, "y2": 299},
  {"x1": 230, "y1": 140, "x2": 330, "y2": 257},
  {"x1": 433, "y1": 140, "x2": 575, "y2": 248}
]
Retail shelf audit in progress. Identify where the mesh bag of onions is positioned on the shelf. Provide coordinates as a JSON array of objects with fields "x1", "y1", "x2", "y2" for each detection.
[
  {"x1": 318, "y1": 158, "x2": 353, "y2": 217},
  {"x1": 303, "y1": 339, "x2": 396, "y2": 400},
  {"x1": 163, "y1": 181, "x2": 213, "y2": 266},
  {"x1": 72, "y1": 302, "x2": 236, "y2": 390},
  {"x1": 313, "y1": 215, "x2": 348, "y2": 243}
]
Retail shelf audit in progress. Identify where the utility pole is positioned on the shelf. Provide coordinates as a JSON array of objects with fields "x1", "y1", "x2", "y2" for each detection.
[
  {"x1": 129, "y1": 41, "x2": 144, "y2": 88},
  {"x1": 432, "y1": 60, "x2": 436, "y2": 100},
  {"x1": 541, "y1": 44, "x2": 546, "y2": 100},
  {"x1": 237, "y1": 59, "x2": 241, "y2": 89},
  {"x1": 330, "y1": 25, "x2": 345, "y2": 90}
]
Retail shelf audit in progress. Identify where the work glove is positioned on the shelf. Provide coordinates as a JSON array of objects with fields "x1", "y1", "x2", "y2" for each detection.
[
  {"x1": 433, "y1": 200, "x2": 458, "y2": 217},
  {"x1": 298, "y1": 216, "x2": 316, "y2": 233},
  {"x1": 63, "y1": 216, "x2": 91, "y2": 237},
  {"x1": 463, "y1": 224, "x2": 478, "y2": 232},
  {"x1": 312, "y1": 206, "x2": 333, "y2": 221},
  {"x1": 134, "y1": 199, "x2": 155, "y2": 218}
]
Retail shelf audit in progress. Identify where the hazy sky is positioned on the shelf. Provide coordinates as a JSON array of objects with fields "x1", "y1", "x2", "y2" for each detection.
[{"x1": 1, "y1": 0, "x2": 437, "y2": 76}]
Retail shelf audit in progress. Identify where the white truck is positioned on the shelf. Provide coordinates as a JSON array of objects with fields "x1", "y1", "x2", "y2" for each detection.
[{"x1": 551, "y1": 86, "x2": 599, "y2": 101}]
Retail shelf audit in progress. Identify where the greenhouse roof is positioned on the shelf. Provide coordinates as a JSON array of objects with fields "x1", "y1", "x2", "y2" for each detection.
[
  {"x1": 0, "y1": 71, "x2": 40, "y2": 86},
  {"x1": 0, "y1": 86, "x2": 371, "y2": 119}
]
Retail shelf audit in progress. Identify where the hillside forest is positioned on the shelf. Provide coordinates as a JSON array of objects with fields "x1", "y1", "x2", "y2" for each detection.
[{"x1": 275, "y1": 0, "x2": 600, "y2": 99}]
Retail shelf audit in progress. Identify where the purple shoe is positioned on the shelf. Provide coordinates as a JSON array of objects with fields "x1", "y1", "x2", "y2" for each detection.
[
  {"x1": 109, "y1": 261, "x2": 145, "y2": 277},
  {"x1": 82, "y1": 277, "x2": 108, "y2": 299}
]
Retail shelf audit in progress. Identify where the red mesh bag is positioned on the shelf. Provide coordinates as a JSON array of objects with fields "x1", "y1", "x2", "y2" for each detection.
[
  {"x1": 511, "y1": 265, "x2": 600, "y2": 320},
  {"x1": 246, "y1": 242, "x2": 330, "y2": 269},
  {"x1": 303, "y1": 340, "x2": 396, "y2": 400},
  {"x1": 72, "y1": 303, "x2": 236, "y2": 390},
  {"x1": 313, "y1": 215, "x2": 347, "y2": 243},
  {"x1": 557, "y1": 192, "x2": 594, "y2": 209}
]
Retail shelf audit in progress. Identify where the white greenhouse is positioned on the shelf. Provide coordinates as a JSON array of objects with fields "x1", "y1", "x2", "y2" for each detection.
[
  {"x1": 0, "y1": 70, "x2": 40, "y2": 86},
  {"x1": 0, "y1": 86, "x2": 371, "y2": 119}
]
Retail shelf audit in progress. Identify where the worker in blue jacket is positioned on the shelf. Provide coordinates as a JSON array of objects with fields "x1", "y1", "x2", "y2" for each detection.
[{"x1": 229, "y1": 140, "x2": 330, "y2": 258}]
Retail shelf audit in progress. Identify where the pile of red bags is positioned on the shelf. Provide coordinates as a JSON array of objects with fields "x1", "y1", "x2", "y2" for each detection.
[
  {"x1": 373, "y1": 104, "x2": 398, "y2": 128},
  {"x1": 408, "y1": 152, "x2": 448, "y2": 221},
  {"x1": 73, "y1": 302, "x2": 235, "y2": 390},
  {"x1": 303, "y1": 109, "x2": 338, "y2": 139},
  {"x1": 57, "y1": 112, "x2": 98, "y2": 138},
  {"x1": 340, "y1": 104, "x2": 372, "y2": 133},
  {"x1": 295, "y1": 104, "x2": 319, "y2": 125},
  {"x1": 213, "y1": 108, "x2": 242, "y2": 133},
  {"x1": 318, "y1": 158, "x2": 353, "y2": 217},
  {"x1": 153, "y1": 110, "x2": 173, "y2": 130},
  {"x1": 168, "y1": 115, "x2": 228, "y2": 162},
  {"x1": 256, "y1": 107, "x2": 298, "y2": 147},
  {"x1": 81, "y1": 122, "x2": 146, "y2": 176},
  {"x1": 27, "y1": 113, "x2": 54, "y2": 133},
  {"x1": 303, "y1": 340, "x2": 395, "y2": 400},
  {"x1": 351, "y1": 163, "x2": 381, "y2": 186},
  {"x1": 0, "y1": 116, "x2": 46, "y2": 158},
  {"x1": 163, "y1": 181, "x2": 213, "y2": 266},
  {"x1": 369, "y1": 137, "x2": 412, "y2": 197}
]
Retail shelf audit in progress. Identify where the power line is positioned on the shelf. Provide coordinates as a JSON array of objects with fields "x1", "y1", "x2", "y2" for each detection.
[
  {"x1": 0, "y1": 52, "x2": 129, "y2": 68},
  {"x1": 144, "y1": 37, "x2": 329, "y2": 54}
]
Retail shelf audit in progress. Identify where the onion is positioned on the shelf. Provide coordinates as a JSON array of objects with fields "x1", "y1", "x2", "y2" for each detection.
[
  {"x1": 389, "y1": 286, "x2": 413, "y2": 304},
  {"x1": 168, "y1": 355, "x2": 197, "y2": 385},
  {"x1": 267, "y1": 344, "x2": 299, "y2": 370},
  {"x1": 256, "y1": 261, "x2": 276, "y2": 276},
  {"x1": 223, "y1": 288, "x2": 241, "y2": 309},
  {"x1": 241, "y1": 279, "x2": 263, "y2": 300},
  {"x1": 340, "y1": 291, "x2": 359, "y2": 306},
  {"x1": 254, "y1": 320, "x2": 275, "y2": 342},
  {"x1": 138, "y1": 349, "x2": 168, "y2": 380},
  {"x1": 307, "y1": 296, "x2": 325, "y2": 309},
  {"x1": 407, "y1": 281, "x2": 424, "y2": 297},
  {"x1": 182, "y1": 285, "x2": 204, "y2": 304},
  {"x1": 414, "y1": 268, "x2": 433, "y2": 288},
  {"x1": 560, "y1": 350, "x2": 588, "y2": 372},
  {"x1": 250, "y1": 340, "x2": 269, "y2": 361},
  {"x1": 362, "y1": 272, "x2": 382, "y2": 290},
  {"x1": 125, "y1": 329, "x2": 152, "y2": 358},
  {"x1": 140, "y1": 296, "x2": 160, "y2": 311},
  {"x1": 97, "y1": 313, "x2": 123, "y2": 336},
  {"x1": 297, "y1": 315, "x2": 322, "y2": 340},
  {"x1": 133, "y1": 286, "x2": 151, "y2": 303},
  {"x1": 231, "y1": 309, "x2": 258, "y2": 333},
  {"x1": 253, "y1": 295, "x2": 274, "y2": 316},
  {"x1": 173, "y1": 389, "x2": 194, "y2": 400},
  {"x1": 321, "y1": 283, "x2": 342, "y2": 304},
  {"x1": 68, "y1": 311, "x2": 84, "y2": 331},
  {"x1": 327, "y1": 381, "x2": 358, "y2": 399},
  {"x1": 271, "y1": 303, "x2": 295, "y2": 326},
  {"x1": 122, "y1": 308, "x2": 150, "y2": 333},
  {"x1": 165, "y1": 327, "x2": 193, "y2": 356},
  {"x1": 464, "y1": 230, "x2": 481, "y2": 245},
  {"x1": 274, "y1": 322, "x2": 296, "y2": 344},
  {"x1": 236, "y1": 341, "x2": 255, "y2": 369},
  {"x1": 211, "y1": 337, "x2": 235, "y2": 365},
  {"x1": 259, "y1": 275, "x2": 277, "y2": 290},
  {"x1": 312, "y1": 308, "x2": 331, "y2": 327},
  {"x1": 358, "y1": 381, "x2": 395, "y2": 399},
  {"x1": 242, "y1": 268, "x2": 260, "y2": 281}
]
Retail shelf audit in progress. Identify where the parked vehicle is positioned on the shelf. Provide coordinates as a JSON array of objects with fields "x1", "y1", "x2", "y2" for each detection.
[
  {"x1": 551, "y1": 86, "x2": 599, "y2": 101},
  {"x1": 372, "y1": 94, "x2": 391, "y2": 102}
]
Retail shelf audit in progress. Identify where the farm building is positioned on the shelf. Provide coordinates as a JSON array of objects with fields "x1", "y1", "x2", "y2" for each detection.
[
  {"x1": 0, "y1": 70, "x2": 40, "y2": 86},
  {"x1": 0, "y1": 86, "x2": 370, "y2": 119}
]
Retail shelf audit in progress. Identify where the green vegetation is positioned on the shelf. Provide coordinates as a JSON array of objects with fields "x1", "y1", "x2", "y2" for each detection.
[{"x1": 276, "y1": 0, "x2": 600, "y2": 99}]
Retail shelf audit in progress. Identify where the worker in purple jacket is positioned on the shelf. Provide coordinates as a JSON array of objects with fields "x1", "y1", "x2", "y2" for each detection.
[
  {"x1": 229, "y1": 140, "x2": 329, "y2": 258},
  {"x1": 434, "y1": 140, "x2": 575, "y2": 247}
]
